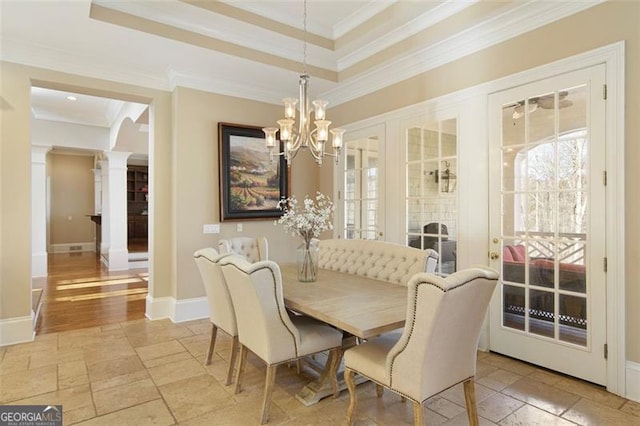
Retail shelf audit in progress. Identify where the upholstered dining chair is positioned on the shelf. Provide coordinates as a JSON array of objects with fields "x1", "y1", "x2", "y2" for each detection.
[
  {"x1": 193, "y1": 248, "x2": 241, "y2": 385},
  {"x1": 219, "y1": 256, "x2": 343, "y2": 424},
  {"x1": 343, "y1": 266, "x2": 499, "y2": 426},
  {"x1": 218, "y1": 236, "x2": 268, "y2": 262}
]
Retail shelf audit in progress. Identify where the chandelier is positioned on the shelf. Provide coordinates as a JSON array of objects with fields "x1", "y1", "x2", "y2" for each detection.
[{"x1": 262, "y1": 0, "x2": 344, "y2": 166}]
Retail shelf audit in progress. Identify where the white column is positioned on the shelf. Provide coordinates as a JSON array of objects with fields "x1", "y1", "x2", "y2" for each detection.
[
  {"x1": 100, "y1": 160, "x2": 110, "y2": 256},
  {"x1": 31, "y1": 145, "x2": 51, "y2": 277},
  {"x1": 104, "y1": 151, "x2": 131, "y2": 271}
]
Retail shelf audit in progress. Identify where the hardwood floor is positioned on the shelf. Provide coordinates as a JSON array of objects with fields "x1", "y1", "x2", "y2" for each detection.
[
  {"x1": 34, "y1": 250, "x2": 148, "y2": 335},
  {"x1": 128, "y1": 237, "x2": 148, "y2": 253}
]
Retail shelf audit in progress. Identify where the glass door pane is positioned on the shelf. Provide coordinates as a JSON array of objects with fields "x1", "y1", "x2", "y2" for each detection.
[
  {"x1": 342, "y1": 136, "x2": 379, "y2": 240},
  {"x1": 500, "y1": 85, "x2": 589, "y2": 346},
  {"x1": 405, "y1": 119, "x2": 458, "y2": 275}
]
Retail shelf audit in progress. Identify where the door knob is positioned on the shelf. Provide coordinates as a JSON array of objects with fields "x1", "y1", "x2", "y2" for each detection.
[{"x1": 490, "y1": 251, "x2": 500, "y2": 260}]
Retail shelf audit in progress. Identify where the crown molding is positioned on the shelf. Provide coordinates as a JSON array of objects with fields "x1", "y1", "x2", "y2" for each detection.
[
  {"x1": 322, "y1": 0, "x2": 605, "y2": 107},
  {"x1": 1, "y1": 38, "x2": 171, "y2": 92},
  {"x1": 332, "y1": 0, "x2": 397, "y2": 39},
  {"x1": 336, "y1": 0, "x2": 478, "y2": 71},
  {"x1": 167, "y1": 69, "x2": 285, "y2": 106}
]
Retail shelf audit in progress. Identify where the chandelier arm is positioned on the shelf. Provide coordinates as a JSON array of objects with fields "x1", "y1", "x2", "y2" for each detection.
[{"x1": 288, "y1": 133, "x2": 303, "y2": 154}]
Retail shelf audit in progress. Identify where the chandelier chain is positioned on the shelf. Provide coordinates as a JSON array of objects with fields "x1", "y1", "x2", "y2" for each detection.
[{"x1": 303, "y1": 0, "x2": 307, "y2": 75}]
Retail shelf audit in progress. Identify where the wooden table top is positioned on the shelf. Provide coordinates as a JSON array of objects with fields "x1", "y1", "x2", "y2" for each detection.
[{"x1": 280, "y1": 264, "x2": 407, "y2": 339}]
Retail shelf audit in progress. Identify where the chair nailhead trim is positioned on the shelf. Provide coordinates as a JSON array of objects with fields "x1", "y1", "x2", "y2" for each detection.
[{"x1": 388, "y1": 276, "x2": 499, "y2": 387}]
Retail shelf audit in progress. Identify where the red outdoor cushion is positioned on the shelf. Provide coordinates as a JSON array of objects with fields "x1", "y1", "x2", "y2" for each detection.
[
  {"x1": 503, "y1": 246, "x2": 515, "y2": 262},
  {"x1": 507, "y1": 245, "x2": 526, "y2": 262}
]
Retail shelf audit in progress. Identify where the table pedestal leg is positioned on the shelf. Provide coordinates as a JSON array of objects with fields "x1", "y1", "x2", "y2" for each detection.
[{"x1": 295, "y1": 336, "x2": 367, "y2": 406}]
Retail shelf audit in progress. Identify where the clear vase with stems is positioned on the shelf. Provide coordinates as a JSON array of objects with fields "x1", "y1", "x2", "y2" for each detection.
[
  {"x1": 275, "y1": 192, "x2": 335, "y2": 283},
  {"x1": 297, "y1": 239, "x2": 319, "y2": 282}
]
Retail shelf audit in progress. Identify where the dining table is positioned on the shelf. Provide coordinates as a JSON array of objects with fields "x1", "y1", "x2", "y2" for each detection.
[{"x1": 279, "y1": 263, "x2": 408, "y2": 406}]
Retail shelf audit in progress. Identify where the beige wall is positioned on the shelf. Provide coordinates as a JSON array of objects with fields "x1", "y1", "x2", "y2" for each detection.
[
  {"x1": 48, "y1": 153, "x2": 95, "y2": 245},
  {"x1": 0, "y1": 63, "x2": 32, "y2": 320},
  {"x1": 0, "y1": 61, "x2": 173, "y2": 320},
  {"x1": 172, "y1": 86, "x2": 318, "y2": 300},
  {"x1": 329, "y1": 0, "x2": 640, "y2": 363}
]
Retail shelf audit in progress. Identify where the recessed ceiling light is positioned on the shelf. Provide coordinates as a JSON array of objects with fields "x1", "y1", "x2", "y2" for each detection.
[{"x1": 66, "y1": 96, "x2": 77, "y2": 101}]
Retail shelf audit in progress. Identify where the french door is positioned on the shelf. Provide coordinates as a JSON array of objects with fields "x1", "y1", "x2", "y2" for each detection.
[
  {"x1": 335, "y1": 125, "x2": 384, "y2": 240},
  {"x1": 488, "y1": 65, "x2": 607, "y2": 385}
]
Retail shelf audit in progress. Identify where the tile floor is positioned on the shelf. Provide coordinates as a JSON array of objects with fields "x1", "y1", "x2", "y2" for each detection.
[{"x1": 1, "y1": 318, "x2": 638, "y2": 425}]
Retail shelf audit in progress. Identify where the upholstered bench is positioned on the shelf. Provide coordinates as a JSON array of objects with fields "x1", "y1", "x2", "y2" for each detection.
[
  {"x1": 318, "y1": 239, "x2": 438, "y2": 286},
  {"x1": 218, "y1": 237, "x2": 268, "y2": 263}
]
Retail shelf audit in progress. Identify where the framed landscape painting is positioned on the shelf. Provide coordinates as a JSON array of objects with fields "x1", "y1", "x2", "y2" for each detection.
[{"x1": 218, "y1": 122, "x2": 289, "y2": 221}]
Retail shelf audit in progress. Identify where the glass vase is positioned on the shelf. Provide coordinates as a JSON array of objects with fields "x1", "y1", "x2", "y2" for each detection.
[{"x1": 297, "y1": 241, "x2": 319, "y2": 282}]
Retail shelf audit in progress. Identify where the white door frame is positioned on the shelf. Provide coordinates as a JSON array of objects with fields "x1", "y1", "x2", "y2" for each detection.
[
  {"x1": 488, "y1": 64, "x2": 607, "y2": 385},
  {"x1": 485, "y1": 42, "x2": 625, "y2": 394}
]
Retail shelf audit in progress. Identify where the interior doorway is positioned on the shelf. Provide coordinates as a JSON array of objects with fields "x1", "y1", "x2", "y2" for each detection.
[{"x1": 30, "y1": 86, "x2": 152, "y2": 334}]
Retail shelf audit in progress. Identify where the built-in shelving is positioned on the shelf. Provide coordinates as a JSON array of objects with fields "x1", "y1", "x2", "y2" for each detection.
[{"x1": 127, "y1": 165, "x2": 148, "y2": 238}]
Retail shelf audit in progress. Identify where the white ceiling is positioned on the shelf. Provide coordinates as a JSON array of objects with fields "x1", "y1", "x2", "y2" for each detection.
[{"x1": 1, "y1": 0, "x2": 603, "y2": 129}]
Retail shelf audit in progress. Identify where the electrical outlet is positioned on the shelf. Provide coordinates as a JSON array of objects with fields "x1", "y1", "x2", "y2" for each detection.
[
  {"x1": 236, "y1": 223, "x2": 243, "y2": 232},
  {"x1": 203, "y1": 224, "x2": 220, "y2": 234}
]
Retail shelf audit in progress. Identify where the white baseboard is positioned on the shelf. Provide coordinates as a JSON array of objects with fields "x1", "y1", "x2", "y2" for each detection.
[
  {"x1": 129, "y1": 252, "x2": 148, "y2": 261},
  {"x1": 145, "y1": 295, "x2": 174, "y2": 320},
  {"x1": 129, "y1": 260, "x2": 148, "y2": 269},
  {"x1": 145, "y1": 295, "x2": 208, "y2": 323},
  {"x1": 626, "y1": 360, "x2": 640, "y2": 402},
  {"x1": 0, "y1": 315, "x2": 35, "y2": 347},
  {"x1": 107, "y1": 248, "x2": 130, "y2": 271},
  {"x1": 49, "y1": 242, "x2": 94, "y2": 253},
  {"x1": 174, "y1": 296, "x2": 208, "y2": 323}
]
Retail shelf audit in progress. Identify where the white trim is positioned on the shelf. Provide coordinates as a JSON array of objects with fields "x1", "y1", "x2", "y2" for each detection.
[
  {"x1": 173, "y1": 297, "x2": 209, "y2": 323},
  {"x1": 145, "y1": 295, "x2": 173, "y2": 321},
  {"x1": 333, "y1": 0, "x2": 396, "y2": 39},
  {"x1": 167, "y1": 69, "x2": 286, "y2": 106},
  {"x1": 0, "y1": 315, "x2": 35, "y2": 347},
  {"x1": 128, "y1": 251, "x2": 148, "y2": 269},
  {"x1": 144, "y1": 295, "x2": 208, "y2": 323},
  {"x1": 604, "y1": 41, "x2": 627, "y2": 398},
  {"x1": 128, "y1": 252, "x2": 148, "y2": 261},
  {"x1": 31, "y1": 251, "x2": 48, "y2": 278},
  {"x1": 48, "y1": 242, "x2": 95, "y2": 253},
  {"x1": 107, "y1": 248, "x2": 130, "y2": 272},
  {"x1": 336, "y1": 0, "x2": 478, "y2": 70},
  {"x1": 128, "y1": 260, "x2": 148, "y2": 269},
  {"x1": 337, "y1": 41, "x2": 625, "y2": 396},
  {"x1": 323, "y1": 1, "x2": 606, "y2": 106},
  {"x1": 626, "y1": 361, "x2": 640, "y2": 402}
]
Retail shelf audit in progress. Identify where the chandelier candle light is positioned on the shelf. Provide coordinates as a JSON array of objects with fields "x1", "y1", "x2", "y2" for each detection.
[{"x1": 262, "y1": 0, "x2": 345, "y2": 166}]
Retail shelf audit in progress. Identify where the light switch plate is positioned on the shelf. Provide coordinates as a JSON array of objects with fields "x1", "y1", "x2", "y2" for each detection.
[
  {"x1": 203, "y1": 224, "x2": 220, "y2": 234},
  {"x1": 236, "y1": 223, "x2": 243, "y2": 232}
]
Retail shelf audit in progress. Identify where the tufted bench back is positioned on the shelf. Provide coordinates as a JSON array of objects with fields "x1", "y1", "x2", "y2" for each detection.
[
  {"x1": 219, "y1": 237, "x2": 268, "y2": 263},
  {"x1": 318, "y1": 239, "x2": 439, "y2": 285}
]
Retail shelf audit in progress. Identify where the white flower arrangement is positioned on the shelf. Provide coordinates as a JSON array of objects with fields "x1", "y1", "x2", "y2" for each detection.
[{"x1": 276, "y1": 192, "x2": 335, "y2": 249}]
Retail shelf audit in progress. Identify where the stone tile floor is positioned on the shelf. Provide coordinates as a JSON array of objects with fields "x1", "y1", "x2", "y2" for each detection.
[{"x1": 1, "y1": 318, "x2": 638, "y2": 425}]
